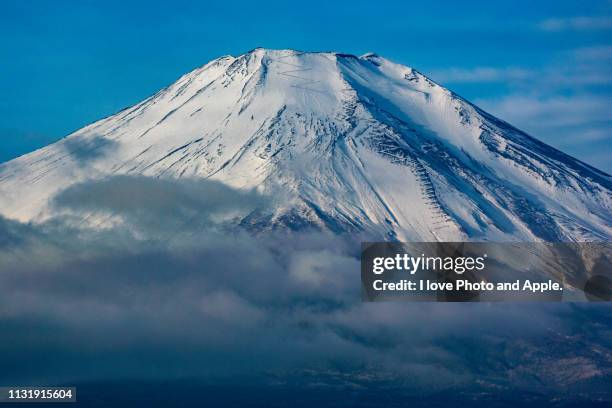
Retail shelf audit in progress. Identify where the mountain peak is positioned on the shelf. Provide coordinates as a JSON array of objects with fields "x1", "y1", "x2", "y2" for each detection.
[
  {"x1": 240, "y1": 48, "x2": 374, "y2": 62},
  {"x1": 0, "y1": 49, "x2": 609, "y2": 241}
]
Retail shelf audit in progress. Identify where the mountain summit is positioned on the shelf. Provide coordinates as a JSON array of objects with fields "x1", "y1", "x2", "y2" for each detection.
[{"x1": 0, "y1": 48, "x2": 610, "y2": 241}]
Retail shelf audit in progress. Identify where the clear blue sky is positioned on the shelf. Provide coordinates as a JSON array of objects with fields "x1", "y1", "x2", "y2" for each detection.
[{"x1": 1, "y1": 0, "x2": 610, "y2": 171}]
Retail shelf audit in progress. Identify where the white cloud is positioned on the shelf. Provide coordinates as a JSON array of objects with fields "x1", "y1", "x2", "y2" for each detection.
[
  {"x1": 478, "y1": 95, "x2": 612, "y2": 128},
  {"x1": 573, "y1": 45, "x2": 612, "y2": 60},
  {"x1": 476, "y1": 94, "x2": 612, "y2": 171},
  {"x1": 0, "y1": 209, "x2": 606, "y2": 393},
  {"x1": 430, "y1": 51, "x2": 611, "y2": 88},
  {"x1": 426, "y1": 42, "x2": 612, "y2": 171},
  {"x1": 428, "y1": 67, "x2": 533, "y2": 83},
  {"x1": 427, "y1": 40, "x2": 612, "y2": 112},
  {"x1": 539, "y1": 17, "x2": 612, "y2": 31}
]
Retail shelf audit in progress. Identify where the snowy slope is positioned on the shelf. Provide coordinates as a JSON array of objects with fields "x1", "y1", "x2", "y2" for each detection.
[{"x1": 0, "y1": 48, "x2": 610, "y2": 241}]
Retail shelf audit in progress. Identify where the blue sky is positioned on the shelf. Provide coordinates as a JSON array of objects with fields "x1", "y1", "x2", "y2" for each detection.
[{"x1": 1, "y1": 0, "x2": 610, "y2": 171}]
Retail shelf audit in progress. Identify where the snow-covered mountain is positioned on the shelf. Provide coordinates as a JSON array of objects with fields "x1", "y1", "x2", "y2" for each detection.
[{"x1": 0, "y1": 48, "x2": 610, "y2": 241}]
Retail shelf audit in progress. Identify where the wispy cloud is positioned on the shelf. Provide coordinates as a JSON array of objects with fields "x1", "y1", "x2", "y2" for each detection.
[
  {"x1": 430, "y1": 49, "x2": 612, "y2": 88},
  {"x1": 478, "y1": 95, "x2": 612, "y2": 129},
  {"x1": 573, "y1": 45, "x2": 612, "y2": 60},
  {"x1": 477, "y1": 94, "x2": 612, "y2": 171},
  {"x1": 429, "y1": 43, "x2": 612, "y2": 172},
  {"x1": 538, "y1": 17, "x2": 612, "y2": 32},
  {"x1": 428, "y1": 67, "x2": 533, "y2": 83}
]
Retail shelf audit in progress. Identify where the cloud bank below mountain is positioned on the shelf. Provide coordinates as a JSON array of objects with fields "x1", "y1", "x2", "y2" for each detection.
[{"x1": 0, "y1": 177, "x2": 610, "y2": 405}]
